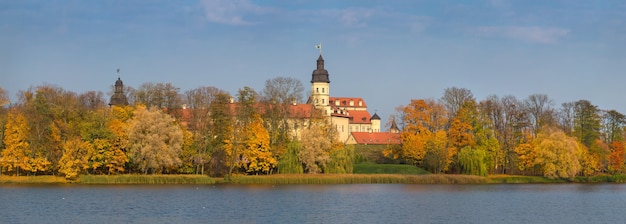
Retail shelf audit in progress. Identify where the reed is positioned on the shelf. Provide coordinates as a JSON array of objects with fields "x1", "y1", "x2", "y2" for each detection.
[
  {"x1": 0, "y1": 175, "x2": 68, "y2": 184},
  {"x1": 353, "y1": 163, "x2": 429, "y2": 175},
  {"x1": 78, "y1": 174, "x2": 216, "y2": 184},
  {"x1": 573, "y1": 174, "x2": 626, "y2": 183},
  {"x1": 232, "y1": 174, "x2": 490, "y2": 184}
]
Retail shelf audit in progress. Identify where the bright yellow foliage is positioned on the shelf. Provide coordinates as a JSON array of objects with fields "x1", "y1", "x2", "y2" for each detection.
[
  {"x1": 242, "y1": 114, "x2": 277, "y2": 174},
  {"x1": 1, "y1": 110, "x2": 31, "y2": 174},
  {"x1": 59, "y1": 138, "x2": 94, "y2": 179}
]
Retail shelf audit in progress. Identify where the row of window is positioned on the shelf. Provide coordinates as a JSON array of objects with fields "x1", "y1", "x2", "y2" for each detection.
[
  {"x1": 315, "y1": 87, "x2": 326, "y2": 93},
  {"x1": 334, "y1": 124, "x2": 376, "y2": 133}
]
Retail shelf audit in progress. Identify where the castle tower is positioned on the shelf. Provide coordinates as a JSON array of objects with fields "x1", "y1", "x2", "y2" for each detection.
[
  {"x1": 109, "y1": 69, "x2": 129, "y2": 106},
  {"x1": 311, "y1": 54, "x2": 331, "y2": 115}
]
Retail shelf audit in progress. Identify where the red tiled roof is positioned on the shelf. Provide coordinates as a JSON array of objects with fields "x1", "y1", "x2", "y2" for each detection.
[
  {"x1": 344, "y1": 110, "x2": 372, "y2": 124},
  {"x1": 350, "y1": 132, "x2": 401, "y2": 145},
  {"x1": 329, "y1": 97, "x2": 367, "y2": 108}
]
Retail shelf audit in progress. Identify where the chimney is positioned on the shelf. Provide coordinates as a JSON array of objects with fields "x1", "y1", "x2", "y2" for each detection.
[
  {"x1": 229, "y1": 96, "x2": 234, "y2": 104},
  {"x1": 291, "y1": 98, "x2": 297, "y2": 106}
]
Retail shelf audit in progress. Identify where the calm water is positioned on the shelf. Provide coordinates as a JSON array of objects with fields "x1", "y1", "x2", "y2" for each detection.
[{"x1": 1, "y1": 184, "x2": 626, "y2": 224}]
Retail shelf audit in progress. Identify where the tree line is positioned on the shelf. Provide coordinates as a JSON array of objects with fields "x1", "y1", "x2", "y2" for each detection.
[
  {"x1": 0, "y1": 77, "x2": 353, "y2": 179},
  {"x1": 385, "y1": 87, "x2": 626, "y2": 179}
]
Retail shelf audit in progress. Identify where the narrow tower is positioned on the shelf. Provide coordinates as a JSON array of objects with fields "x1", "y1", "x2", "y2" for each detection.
[
  {"x1": 311, "y1": 43, "x2": 331, "y2": 115},
  {"x1": 109, "y1": 68, "x2": 129, "y2": 106}
]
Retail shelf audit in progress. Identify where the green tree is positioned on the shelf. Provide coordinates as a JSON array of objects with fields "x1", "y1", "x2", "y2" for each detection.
[
  {"x1": 208, "y1": 93, "x2": 234, "y2": 177},
  {"x1": 458, "y1": 146, "x2": 488, "y2": 176},
  {"x1": 278, "y1": 141, "x2": 303, "y2": 174}
]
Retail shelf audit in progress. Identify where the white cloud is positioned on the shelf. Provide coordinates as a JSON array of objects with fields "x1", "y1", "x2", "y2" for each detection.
[
  {"x1": 199, "y1": 0, "x2": 273, "y2": 25},
  {"x1": 476, "y1": 26, "x2": 570, "y2": 44}
]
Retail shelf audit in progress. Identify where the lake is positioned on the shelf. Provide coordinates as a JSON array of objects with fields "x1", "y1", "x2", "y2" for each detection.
[{"x1": 1, "y1": 184, "x2": 626, "y2": 224}]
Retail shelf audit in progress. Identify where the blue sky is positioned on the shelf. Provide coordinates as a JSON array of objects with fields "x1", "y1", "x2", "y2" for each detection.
[{"x1": 2, "y1": 0, "x2": 626, "y2": 124}]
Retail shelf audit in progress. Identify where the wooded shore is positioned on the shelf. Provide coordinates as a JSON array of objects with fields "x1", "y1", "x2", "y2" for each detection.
[{"x1": 3, "y1": 174, "x2": 626, "y2": 184}]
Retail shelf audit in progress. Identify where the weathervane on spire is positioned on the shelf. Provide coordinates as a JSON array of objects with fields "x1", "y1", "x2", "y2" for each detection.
[
  {"x1": 117, "y1": 68, "x2": 120, "y2": 79},
  {"x1": 315, "y1": 42, "x2": 322, "y2": 55}
]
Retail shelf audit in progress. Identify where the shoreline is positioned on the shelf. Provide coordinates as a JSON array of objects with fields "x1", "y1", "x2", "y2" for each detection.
[{"x1": 2, "y1": 174, "x2": 625, "y2": 185}]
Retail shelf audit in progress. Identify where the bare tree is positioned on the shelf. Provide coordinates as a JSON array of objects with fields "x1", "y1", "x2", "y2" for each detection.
[
  {"x1": 440, "y1": 87, "x2": 474, "y2": 118},
  {"x1": 524, "y1": 94, "x2": 555, "y2": 135}
]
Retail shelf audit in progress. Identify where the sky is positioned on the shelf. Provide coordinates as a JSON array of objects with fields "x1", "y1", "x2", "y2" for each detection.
[{"x1": 2, "y1": 0, "x2": 626, "y2": 126}]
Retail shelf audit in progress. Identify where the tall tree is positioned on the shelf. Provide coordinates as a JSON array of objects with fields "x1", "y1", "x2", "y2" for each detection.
[
  {"x1": 573, "y1": 100, "x2": 601, "y2": 148},
  {"x1": 127, "y1": 105, "x2": 183, "y2": 174},
  {"x1": 208, "y1": 93, "x2": 234, "y2": 177},
  {"x1": 601, "y1": 110, "x2": 625, "y2": 145}
]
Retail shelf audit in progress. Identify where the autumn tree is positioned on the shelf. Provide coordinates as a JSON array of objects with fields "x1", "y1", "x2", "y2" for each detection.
[
  {"x1": 394, "y1": 99, "x2": 447, "y2": 165},
  {"x1": 534, "y1": 127, "x2": 581, "y2": 179},
  {"x1": 58, "y1": 138, "x2": 93, "y2": 179},
  {"x1": 105, "y1": 105, "x2": 133, "y2": 174},
  {"x1": 241, "y1": 113, "x2": 277, "y2": 174},
  {"x1": 127, "y1": 105, "x2": 183, "y2": 174},
  {"x1": 0, "y1": 87, "x2": 8, "y2": 151},
  {"x1": 1, "y1": 110, "x2": 31, "y2": 176},
  {"x1": 514, "y1": 130, "x2": 537, "y2": 175},
  {"x1": 608, "y1": 141, "x2": 625, "y2": 173}
]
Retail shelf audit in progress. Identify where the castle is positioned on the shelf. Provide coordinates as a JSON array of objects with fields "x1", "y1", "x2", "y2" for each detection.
[{"x1": 109, "y1": 52, "x2": 399, "y2": 145}]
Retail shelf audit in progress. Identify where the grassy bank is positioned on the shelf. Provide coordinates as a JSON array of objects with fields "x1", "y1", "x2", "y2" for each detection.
[
  {"x1": 0, "y1": 175, "x2": 68, "y2": 184},
  {"x1": 78, "y1": 174, "x2": 216, "y2": 184},
  {"x1": 353, "y1": 163, "x2": 429, "y2": 175},
  {"x1": 231, "y1": 174, "x2": 490, "y2": 184}
]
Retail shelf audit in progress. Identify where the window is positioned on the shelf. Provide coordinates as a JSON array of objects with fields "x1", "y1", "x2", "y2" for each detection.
[
  {"x1": 316, "y1": 88, "x2": 319, "y2": 93},
  {"x1": 322, "y1": 99, "x2": 325, "y2": 104},
  {"x1": 322, "y1": 88, "x2": 325, "y2": 93}
]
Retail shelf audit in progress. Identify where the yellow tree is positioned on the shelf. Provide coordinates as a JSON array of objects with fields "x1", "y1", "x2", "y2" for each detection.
[
  {"x1": 423, "y1": 130, "x2": 452, "y2": 173},
  {"x1": 398, "y1": 99, "x2": 441, "y2": 165},
  {"x1": 514, "y1": 130, "x2": 537, "y2": 175},
  {"x1": 241, "y1": 113, "x2": 277, "y2": 174},
  {"x1": 58, "y1": 138, "x2": 94, "y2": 179},
  {"x1": 534, "y1": 127, "x2": 581, "y2": 179},
  {"x1": 104, "y1": 105, "x2": 133, "y2": 174},
  {"x1": 1, "y1": 110, "x2": 31, "y2": 176}
]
